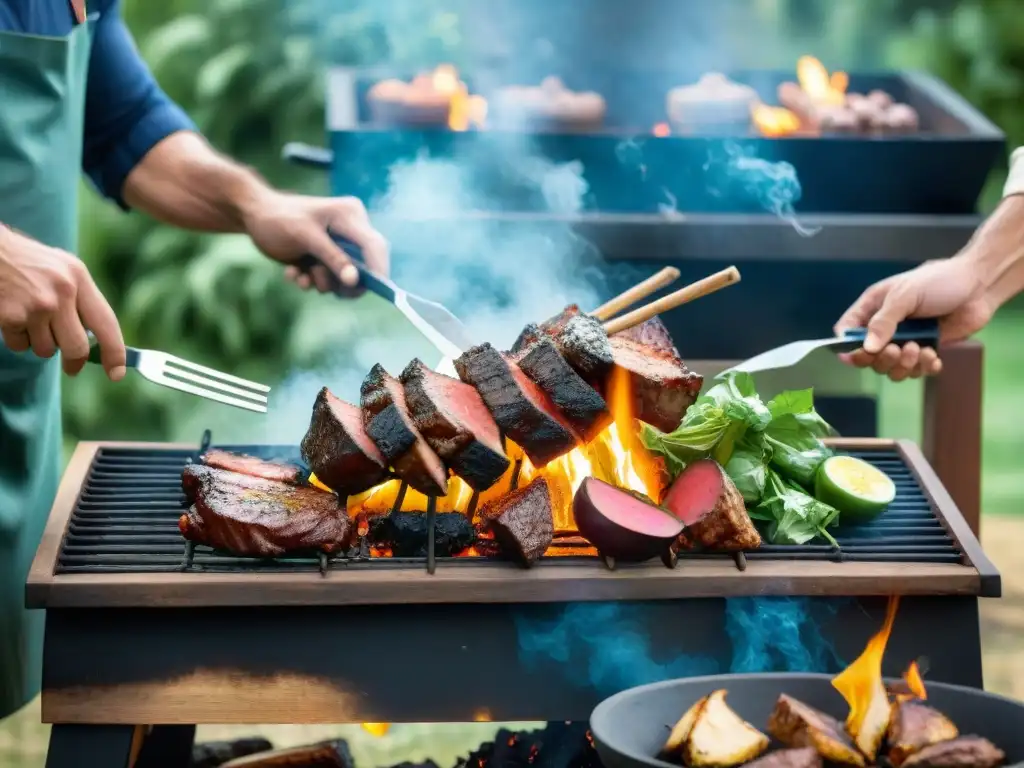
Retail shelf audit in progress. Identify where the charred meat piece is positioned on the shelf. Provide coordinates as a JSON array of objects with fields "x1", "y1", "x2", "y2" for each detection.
[
  {"x1": 900, "y1": 737, "x2": 1005, "y2": 768},
  {"x1": 665, "y1": 689, "x2": 769, "y2": 768},
  {"x1": 557, "y1": 313, "x2": 615, "y2": 382},
  {"x1": 512, "y1": 337, "x2": 611, "y2": 442},
  {"x1": 200, "y1": 449, "x2": 304, "y2": 485},
  {"x1": 479, "y1": 477, "x2": 554, "y2": 565},
  {"x1": 400, "y1": 359, "x2": 510, "y2": 491},
  {"x1": 608, "y1": 336, "x2": 702, "y2": 432},
  {"x1": 887, "y1": 700, "x2": 959, "y2": 767},
  {"x1": 664, "y1": 459, "x2": 761, "y2": 551},
  {"x1": 218, "y1": 740, "x2": 355, "y2": 768},
  {"x1": 510, "y1": 304, "x2": 583, "y2": 353},
  {"x1": 613, "y1": 316, "x2": 681, "y2": 360},
  {"x1": 180, "y1": 465, "x2": 351, "y2": 557},
  {"x1": 301, "y1": 388, "x2": 389, "y2": 495},
  {"x1": 368, "y1": 511, "x2": 476, "y2": 558},
  {"x1": 510, "y1": 322, "x2": 545, "y2": 355},
  {"x1": 742, "y1": 748, "x2": 822, "y2": 768},
  {"x1": 456, "y1": 343, "x2": 580, "y2": 466},
  {"x1": 361, "y1": 364, "x2": 449, "y2": 496},
  {"x1": 767, "y1": 694, "x2": 865, "y2": 767}
]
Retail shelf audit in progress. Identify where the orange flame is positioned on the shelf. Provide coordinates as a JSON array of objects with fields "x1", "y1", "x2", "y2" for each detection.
[
  {"x1": 797, "y1": 55, "x2": 848, "y2": 106},
  {"x1": 361, "y1": 723, "x2": 391, "y2": 737},
  {"x1": 750, "y1": 104, "x2": 801, "y2": 137},
  {"x1": 429, "y1": 64, "x2": 487, "y2": 131},
  {"x1": 831, "y1": 595, "x2": 899, "y2": 760},
  {"x1": 336, "y1": 366, "x2": 663, "y2": 553},
  {"x1": 903, "y1": 660, "x2": 927, "y2": 700}
]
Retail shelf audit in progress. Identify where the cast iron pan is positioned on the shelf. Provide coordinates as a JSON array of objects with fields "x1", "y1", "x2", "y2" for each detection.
[{"x1": 590, "y1": 673, "x2": 1024, "y2": 768}]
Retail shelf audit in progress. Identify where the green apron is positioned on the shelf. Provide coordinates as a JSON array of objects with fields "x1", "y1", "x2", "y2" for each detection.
[{"x1": 0, "y1": 10, "x2": 92, "y2": 719}]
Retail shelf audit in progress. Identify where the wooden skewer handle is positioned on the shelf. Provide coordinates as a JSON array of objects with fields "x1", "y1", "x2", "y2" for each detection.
[
  {"x1": 589, "y1": 267, "x2": 682, "y2": 321},
  {"x1": 602, "y1": 266, "x2": 741, "y2": 335}
]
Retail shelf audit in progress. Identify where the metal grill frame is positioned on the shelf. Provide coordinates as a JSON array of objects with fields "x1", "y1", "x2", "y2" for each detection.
[{"x1": 26, "y1": 437, "x2": 1000, "y2": 609}]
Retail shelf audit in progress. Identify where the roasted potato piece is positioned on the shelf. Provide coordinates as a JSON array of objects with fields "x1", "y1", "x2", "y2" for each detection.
[
  {"x1": 887, "y1": 700, "x2": 960, "y2": 767},
  {"x1": 742, "y1": 748, "x2": 822, "y2": 768},
  {"x1": 661, "y1": 695, "x2": 709, "y2": 758},
  {"x1": 901, "y1": 736, "x2": 1005, "y2": 768},
  {"x1": 767, "y1": 694, "x2": 865, "y2": 767},
  {"x1": 682, "y1": 689, "x2": 769, "y2": 767}
]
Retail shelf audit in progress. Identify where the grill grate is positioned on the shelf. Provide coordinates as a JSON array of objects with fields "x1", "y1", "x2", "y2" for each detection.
[{"x1": 55, "y1": 442, "x2": 963, "y2": 575}]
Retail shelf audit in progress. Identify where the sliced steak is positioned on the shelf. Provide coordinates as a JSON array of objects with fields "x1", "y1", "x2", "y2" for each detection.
[
  {"x1": 400, "y1": 359, "x2": 510, "y2": 491},
  {"x1": 512, "y1": 337, "x2": 611, "y2": 442},
  {"x1": 200, "y1": 449, "x2": 304, "y2": 485},
  {"x1": 479, "y1": 477, "x2": 554, "y2": 565},
  {"x1": 180, "y1": 464, "x2": 351, "y2": 557},
  {"x1": 663, "y1": 459, "x2": 761, "y2": 551},
  {"x1": 301, "y1": 387, "x2": 390, "y2": 495},
  {"x1": 361, "y1": 364, "x2": 449, "y2": 496},
  {"x1": 614, "y1": 317, "x2": 681, "y2": 360},
  {"x1": 510, "y1": 304, "x2": 583, "y2": 353},
  {"x1": 556, "y1": 313, "x2": 615, "y2": 383},
  {"x1": 368, "y1": 511, "x2": 476, "y2": 557},
  {"x1": 609, "y1": 336, "x2": 702, "y2": 432},
  {"x1": 456, "y1": 343, "x2": 580, "y2": 466}
]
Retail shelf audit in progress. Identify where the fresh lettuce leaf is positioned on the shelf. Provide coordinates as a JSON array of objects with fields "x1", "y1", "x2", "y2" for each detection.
[
  {"x1": 749, "y1": 469, "x2": 840, "y2": 545},
  {"x1": 724, "y1": 433, "x2": 770, "y2": 503}
]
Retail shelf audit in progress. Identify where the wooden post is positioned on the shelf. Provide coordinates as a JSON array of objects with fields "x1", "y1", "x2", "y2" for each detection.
[{"x1": 922, "y1": 340, "x2": 984, "y2": 538}]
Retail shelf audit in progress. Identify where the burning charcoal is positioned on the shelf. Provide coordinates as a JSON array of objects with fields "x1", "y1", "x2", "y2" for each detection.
[
  {"x1": 613, "y1": 317, "x2": 681, "y2": 360},
  {"x1": 663, "y1": 459, "x2": 761, "y2": 552},
  {"x1": 456, "y1": 343, "x2": 580, "y2": 466},
  {"x1": 742, "y1": 748, "x2": 822, "y2": 768},
  {"x1": 609, "y1": 336, "x2": 703, "y2": 432},
  {"x1": 180, "y1": 465, "x2": 352, "y2": 558},
  {"x1": 301, "y1": 387, "x2": 390, "y2": 495},
  {"x1": 368, "y1": 511, "x2": 476, "y2": 558},
  {"x1": 667, "y1": 689, "x2": 769, "y2": 767},
  {"x1": 191, "y1": 738, "x2": 274, "y2": 768},
  {"x1": 479, "y1": 477, "x2": 555, "y2": 565},
  {"x1": 513, "y1": 337, "x2": 611, "y2": 442},
  {"x1": 901, "y1": 736, "x2": 1005, "y2": 768},
  {"x1": 200, "y1": 450, "x2": 303, "y2": 485},
  {"x1": 767, "y1": 694, "x2": 865, "y2": 767},
  {"x1": 887, "y1": 700, "x2": 959, "y2": 767},
  {"x1": 557, "y1": 313, "x2": 615, "y2": 382},
  {"x1": 401, "y1": 359, "x2": 510, "y2": 491},
  {"x1": 361, "y1": 364, "x2": 449, "y2": 496},
  {"x1": 218, "y1": 740, "x2": 355, "y2": 768}
]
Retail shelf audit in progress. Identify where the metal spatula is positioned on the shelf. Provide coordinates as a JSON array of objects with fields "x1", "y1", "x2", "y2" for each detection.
[
  {"x1": 87, "y1": 336, "x2": 270, "y2": 412},
  {"x1": 297, "y1": 233, "x2": 478, "y2": 361},
  {"x1": 718, "y1": 318, "x2": 941, "y2": 378}
]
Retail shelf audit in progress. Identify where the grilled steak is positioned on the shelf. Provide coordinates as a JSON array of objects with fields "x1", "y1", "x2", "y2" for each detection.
[
  {"x1": 901, "y1": 737, "x2": 1005, "y2": 768},
  {"x1": 512, "y1": 337, "x2": 611, "y2": 442},
  {"x1": 768, "y1": 694, "x2": 864, "y2": 767},
  {"x1": 743, "y1": 749, "x2": 822, "y2": 768},
  {"x1": 479, "y1": 477, "x2": 554, "y2": 565},
  {"x1": 218, "y1": 740, "x2": 355, "y2": 768},
  {"x1": 200, "y1": 449, "x2": 304, "y2": 485},
  {"x1": 663, "y1": 459, "x2": 762, "y2": 551},
  {"x1": 609, "y1": 336, "x2": 702, "y2": 432},
  {"x1": 614, "y1": 317, "x2": 680, "y2": 360},
  {"x1": 556, "y1": 313, "x2": 615, "y2": 382},
  {"x1": 456, "y1": 343, "x2": 580, "y2": 466},
  {"x1": 368, "y1": 511, "x2": 476, "y2": 557},
  {"x1": 361, "y1": 364, "x2": 449, "y2": 496},
  {"x1": 301, "y1": 387, "x2": 390, "y2": 495},
  {"x1": 400, "y1": 359, "x2": 510, "y2": 491},
  {"x1": 180, "y1": 465, "x2": 352, "y2": 557}
]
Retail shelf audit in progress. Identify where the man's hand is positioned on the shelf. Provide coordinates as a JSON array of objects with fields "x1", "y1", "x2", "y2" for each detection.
[
  {"x1": 243, "y1": 193, "x2": 390, "y2": 295},
  {"x1": 833, "y1": 256, "x2": 994, "y2": 382},
  {"x1": 0, "y1": 226, "x2": 127, "y2": 380}
]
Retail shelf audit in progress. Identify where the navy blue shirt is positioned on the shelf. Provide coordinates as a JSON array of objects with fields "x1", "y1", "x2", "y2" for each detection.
[{"x1": 0, "y1": 0, "x2": 197, "y2": 207}]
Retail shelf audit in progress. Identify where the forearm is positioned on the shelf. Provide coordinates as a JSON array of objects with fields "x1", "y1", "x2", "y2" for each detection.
[
  {"x1": 121, "y1": 132, "x2": 273, "y2": 232},
  {"x1": 964, "y1": 160, "x2": 1024, "y2": 309}
]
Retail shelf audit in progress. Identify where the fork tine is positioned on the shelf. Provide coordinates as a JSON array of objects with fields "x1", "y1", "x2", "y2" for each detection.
[
  {"x1": 145, "y1": 374, "x2": 268, "y2": 413},
  {"x1": 164, "y1": 354, "x2": 272, "y2": 394},
  {"x1": 160, "y1": 361, "x2": 270, "y2": 405}
]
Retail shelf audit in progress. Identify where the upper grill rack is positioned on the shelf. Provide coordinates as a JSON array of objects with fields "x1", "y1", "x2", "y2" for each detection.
[{"x1": 55, "y1": 441, "x2": 964, "y2": 575}]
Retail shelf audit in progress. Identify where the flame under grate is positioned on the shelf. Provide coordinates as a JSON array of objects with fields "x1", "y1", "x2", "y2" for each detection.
[{"x1": 54, "y1": 443, "x2": 963, "y2": 575}]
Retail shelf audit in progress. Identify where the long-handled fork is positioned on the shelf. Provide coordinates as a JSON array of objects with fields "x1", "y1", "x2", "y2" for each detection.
[{"x1": 87, "y1": 338, "x2": 270, "y2": 413}]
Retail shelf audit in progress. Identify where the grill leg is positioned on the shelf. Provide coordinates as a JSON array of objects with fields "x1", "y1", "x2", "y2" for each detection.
[
  {"x1": 45, "y1": 724, "x2": 134, "y2": 768},
  {"x1": 134, "y1": 725, "x2": 197, "y2": 768}
]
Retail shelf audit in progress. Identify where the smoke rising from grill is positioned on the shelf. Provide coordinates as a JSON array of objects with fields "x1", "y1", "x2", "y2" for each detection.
[{"x1": 514, "y1": 599, "x2": 844, "y2": 695}]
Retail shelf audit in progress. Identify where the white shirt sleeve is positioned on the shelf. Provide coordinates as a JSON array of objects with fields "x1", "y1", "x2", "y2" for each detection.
[{"x1": 1003, "y1": 147, "x2": 1024, "y2": 197}]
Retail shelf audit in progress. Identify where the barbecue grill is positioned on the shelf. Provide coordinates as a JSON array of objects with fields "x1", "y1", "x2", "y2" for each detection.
[{"x1": 28, "y1": 433, "x2": 999, "y2": 767}]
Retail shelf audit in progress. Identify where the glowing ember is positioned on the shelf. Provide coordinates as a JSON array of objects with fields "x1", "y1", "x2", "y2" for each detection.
[
  {"x1": 832, "y1": 596, "x2": 899, "y2": 760},
  {"x1": 797, "y1": 56, "x2": 848, "y2": 106},
  {"x1": 473, "y1": 708, "x2": 493, "y2": 722},
  {"x1": 653, "y1": 122, "x2": 671, "y2": 138},
  {"x1": 750, "y1": 104, "x2": 801, "y2": 137},
  {"x1": 361, "y1": 723, "x2": 391, "y2": 737}
]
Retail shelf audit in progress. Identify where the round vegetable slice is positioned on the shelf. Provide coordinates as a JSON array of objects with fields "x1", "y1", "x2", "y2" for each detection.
[{"x1": 814, "y1": 455, "x2": 896, "y2": 523}]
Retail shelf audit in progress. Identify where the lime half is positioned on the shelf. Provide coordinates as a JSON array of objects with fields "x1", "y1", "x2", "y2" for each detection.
[{"x1": 814, "y1": 455, "x2": 896, "y2": 524}]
